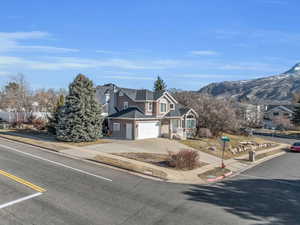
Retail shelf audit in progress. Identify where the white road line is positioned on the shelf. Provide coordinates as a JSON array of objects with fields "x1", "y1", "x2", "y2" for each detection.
[
  {"x1": 0, "y1": 192, "x2": 42, "y2": 209},
  {"x1": 0, "y1": 144, "x2": 112, "y2": 182}
]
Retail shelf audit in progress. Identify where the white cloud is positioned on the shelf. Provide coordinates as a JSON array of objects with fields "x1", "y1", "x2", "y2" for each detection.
[
  {"x1": 262, "y1": 0, "x2": 287, "y2": 5},
  {"x1": 0, "y1": 31, "x2": 79, "y2": 53},
  {"x1": 0, "y1": 55, "x2": 183, "y2": 71},
  {"x1": 218, "y1": 62, "x2": 284, "y2": 72},
  {"x1": 14, "y1": 45, "x2": 79, "y2": 53},
  {"x1": 0, "y1": 71, "x2": 10, "y2": 76},
  {"x1": 0, "y1": 31, "x2": 49, "y2": 39},
  {"x1": 96, "y1": 50, "x2": 121, "y2": 54},
  {"x1": 189, "y1": 50, "x2": 219, "y2": 56}
]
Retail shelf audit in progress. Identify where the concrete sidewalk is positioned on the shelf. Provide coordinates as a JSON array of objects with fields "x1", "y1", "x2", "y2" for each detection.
[
  {"x1": 0, "y1": 132, "x2": 288, "y2": 184},
  {"x1": 60, "y1": 142, "x2": 288, "y2": 183}
]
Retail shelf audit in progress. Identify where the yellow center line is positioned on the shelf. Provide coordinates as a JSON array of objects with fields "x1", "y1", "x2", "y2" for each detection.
[{"x1": 0, "y1": 170, "x2": 46, "y2": 193}]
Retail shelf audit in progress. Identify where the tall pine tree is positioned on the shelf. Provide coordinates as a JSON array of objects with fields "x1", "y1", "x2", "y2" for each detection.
[
  {"x1": 56, "y1": 74, "x2": 103, "y2": 142},
  {"x1": 292, "y1": 103, "x2": 300, "y2": 126},
  {"x1": 153, "y1": 76, "x2": 167, "y2": 92}
]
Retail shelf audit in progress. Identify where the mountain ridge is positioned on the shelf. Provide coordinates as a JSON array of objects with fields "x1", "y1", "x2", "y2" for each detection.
[{"x1": 198, "y1": 63, "x2": 300, "y2": 104}]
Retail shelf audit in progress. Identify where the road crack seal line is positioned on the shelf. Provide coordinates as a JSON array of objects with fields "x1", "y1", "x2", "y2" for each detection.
[{"x1": 0, "y1": 169, "x2": 46, "y2": 193}]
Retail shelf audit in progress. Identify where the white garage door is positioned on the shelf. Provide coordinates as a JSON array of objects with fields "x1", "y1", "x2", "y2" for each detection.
[{"x1": 137, "y1": 121, "x2": 160, "y2": 139}]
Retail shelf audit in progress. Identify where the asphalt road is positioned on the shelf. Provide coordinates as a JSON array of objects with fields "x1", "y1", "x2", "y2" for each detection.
[{"x1": 0, "y1": 137, "x2": 299, "y2": 225}]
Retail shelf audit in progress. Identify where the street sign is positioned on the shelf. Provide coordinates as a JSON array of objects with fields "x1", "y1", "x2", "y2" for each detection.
[
  {"x1": 220, "y1": 136, "x2": 230, "y2": 168},
  {"x1": 221, "y1": 136, "x2": 230, "y2": 142}
]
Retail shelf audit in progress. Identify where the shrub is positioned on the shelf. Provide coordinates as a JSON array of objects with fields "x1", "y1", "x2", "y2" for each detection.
[
  {"x1": 32, "y1": 118, "x2": 46, "y2": 130},
  {"x1": 27, "y1": 114, "x2": 37, "y2": 124},
  {"x1": 168, "y1": 149, "x2": 199, "y2": 170},
  {"x1": 11, "y1": 121, "x2": 23, "y2": 129},
  {"x1": 198, "y1": 128, "x2": 213, "y2": 138}
]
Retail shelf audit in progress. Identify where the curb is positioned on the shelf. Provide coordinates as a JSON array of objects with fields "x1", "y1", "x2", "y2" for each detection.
[
  {"x1": 206, "y1": 171, "x2": 233, "y2": 182},
  {"x1": 0, "y1": 136, "x2": 169, "y2": 182},
  {"x1": 0, "y1": 135, "x2": 59, "y2": 152}
]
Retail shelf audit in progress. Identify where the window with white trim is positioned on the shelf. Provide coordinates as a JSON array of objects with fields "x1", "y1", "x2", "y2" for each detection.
[
  {"x1": 186, "y1": 119, "x2": 196, "y2": 128},
  {"x1": 160, "y1": 103, "x2": 167, "y2": 113},
  {"x1": 113, "y1": 123, "x2": 120, "y2": 131},
  {"x1": 123, "y1": 101, "x2": 128, "y2": 109},
  {"x1": 170, "y1": 103, "x2": 175, "y2": 110},
  {"x1": 148, "y1": 102, "x2": 153, "y2": 111},
  {"x1": 119, "y1": 91, "x2": 123, "y2": 96}
]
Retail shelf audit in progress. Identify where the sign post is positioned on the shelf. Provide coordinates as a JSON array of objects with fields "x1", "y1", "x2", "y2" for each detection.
[{"x1": 221, "y1": 136, "x2": 230, "y2": 168}]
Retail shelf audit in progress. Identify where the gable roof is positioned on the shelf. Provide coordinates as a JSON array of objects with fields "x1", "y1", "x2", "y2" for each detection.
[
  {"x1": 266, "y1": 104, "x2": 294, "y2": 112},
  {"x1": 120, "y1": 88, "x2": 157, "y2": 101},
  {"x1": 267, "y1": 105, "x2": 294, "y2": 114},
  {"x1": 108, "y1": 107, "x2": 154, "y2": 119},
  {"x1": 97, "y1": 83, "x2": 179, "y2": 103},
  {"x1": 164, "y1": 104, "x2": 193, "y2": 117}
]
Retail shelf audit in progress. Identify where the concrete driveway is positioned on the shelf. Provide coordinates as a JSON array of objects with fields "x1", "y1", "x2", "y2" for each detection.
[
  {"x1": 84, "y1": 138, "x2": 220, "y2": 164},
  {"x1": 85, "y1": 138, "x2": 189, "y2": 153}
]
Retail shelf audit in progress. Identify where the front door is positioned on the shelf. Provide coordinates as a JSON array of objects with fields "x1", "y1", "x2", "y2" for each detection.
[{"x1": 126, "y1": 123, "x2": 132, "y2": 140}]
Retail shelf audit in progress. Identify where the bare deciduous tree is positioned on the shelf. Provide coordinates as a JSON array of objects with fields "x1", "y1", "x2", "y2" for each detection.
[
  {"x1": 173, "y1": 91, "x2": 242, "y2": 136},
  {"x1": 272, "y1": 116, "x2": 293, "y2": 130}
]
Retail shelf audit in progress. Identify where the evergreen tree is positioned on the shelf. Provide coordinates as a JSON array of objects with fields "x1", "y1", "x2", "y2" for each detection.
[
  {"x1": 47, "y1": 95, "x2": 65, "y2": 135},
  {"x1": 56, "y1": 74, "x2": 103, "y2": 142},
  {"x1": 153, "y1": 76, "x2": 167, "y2": 92},
  {"x1": 292, "y1": 103, "x2": 300, "y2": 126}
]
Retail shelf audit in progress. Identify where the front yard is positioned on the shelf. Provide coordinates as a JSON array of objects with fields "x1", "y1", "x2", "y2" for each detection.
[
  {"x1": 113, "y1": 152, "x2": 208, "y2": 170},
  {"x1": 180, "y1": 133, "x2": 277, "y2": 160},
  {"x1": 0, "y1": 128, "x2": 109, "y2": 147}
]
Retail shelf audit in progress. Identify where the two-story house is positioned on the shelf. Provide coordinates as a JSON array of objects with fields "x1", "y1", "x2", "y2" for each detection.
[
  {"x1": 263, "y1": 105, "x2": 294, "y2": 129},
  {"x1": 96, "y1": 84, "x2": 198, "y2": 140}
]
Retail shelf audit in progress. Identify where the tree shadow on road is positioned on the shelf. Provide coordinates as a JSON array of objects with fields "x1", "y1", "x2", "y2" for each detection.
[{"x1": 183, "y1": 178, "x2": 300, "y2": 225}]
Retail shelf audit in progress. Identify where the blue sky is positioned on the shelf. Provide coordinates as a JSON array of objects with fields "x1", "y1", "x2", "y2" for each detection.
[{"x1": 0, "y1": 0, "x2": 300, "y2": 90}]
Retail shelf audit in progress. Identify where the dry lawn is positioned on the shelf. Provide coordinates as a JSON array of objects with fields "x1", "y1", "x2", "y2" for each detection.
[
  {"x1": 0, "y1": 128, "x2": 109, "y2": 147},
  {"x1": 113, "y1": 152, "x2": 208, "y2": 170},
  {"x1": 180, "y1": 133, "x2": 276, "y2": 160}
]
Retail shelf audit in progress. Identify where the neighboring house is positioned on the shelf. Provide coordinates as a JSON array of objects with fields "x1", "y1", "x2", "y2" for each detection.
[
  {"x1": 263, "y1": 105, "x2": 294, "y2": 129},
  {"x1": 96, "y1": 84, "x2": 198, "y2": 140}
]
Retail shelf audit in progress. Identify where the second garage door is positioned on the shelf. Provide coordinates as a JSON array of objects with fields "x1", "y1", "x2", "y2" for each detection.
[{"x1": 137, "y1": 121, "x2": 160, "y2": 139}]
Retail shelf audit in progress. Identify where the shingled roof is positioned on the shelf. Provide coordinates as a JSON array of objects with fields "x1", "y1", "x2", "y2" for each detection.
[
  {"x1": 164, "y1": 104, "x2": 191, "y2": 117},
  {"x1": 108, "y1": 107, "x2": 155, "y2": 119},
  {"x1": 97, "y1": 84, "x2": 172, "y2": 102}
]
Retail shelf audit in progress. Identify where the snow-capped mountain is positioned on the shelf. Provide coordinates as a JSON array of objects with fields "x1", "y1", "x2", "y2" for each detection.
[{"x1": 198, "y1": 63, "x2": 300, "y2": 104}]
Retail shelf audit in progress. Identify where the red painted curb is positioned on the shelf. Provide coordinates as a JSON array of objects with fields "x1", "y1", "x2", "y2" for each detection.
[{"x1": 206, "y1": 171, "x2": 233, "y2": 182}]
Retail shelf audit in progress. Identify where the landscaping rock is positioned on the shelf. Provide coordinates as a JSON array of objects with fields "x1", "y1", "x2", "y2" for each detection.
[{"x1": 208, "y1": 146, "x2": 217, "y2": 152}]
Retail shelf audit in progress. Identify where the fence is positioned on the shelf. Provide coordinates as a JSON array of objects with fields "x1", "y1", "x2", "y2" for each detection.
[{"x1": 0, "y1": 111, "x2": 50, "y2": 123}]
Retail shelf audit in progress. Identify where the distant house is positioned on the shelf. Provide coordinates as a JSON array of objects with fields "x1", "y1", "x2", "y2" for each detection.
[
  {"x1": 263, "y1": 105, "x2": 294, "y2": 129},
  {"x1": 96, "y1": 84, "x2": 198, "y2": 140}
]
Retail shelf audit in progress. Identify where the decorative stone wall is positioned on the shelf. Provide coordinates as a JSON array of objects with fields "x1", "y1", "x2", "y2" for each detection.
[{"x1": 229, "y1": 142, "x2": 276, "y2": 155}]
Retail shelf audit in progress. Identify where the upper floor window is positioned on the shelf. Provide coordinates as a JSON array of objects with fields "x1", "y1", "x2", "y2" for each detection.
[
  {"x1": 124, "y1": 101, "x2": 128, "y2": 109},
  {"x1": 119, "y1": 91, "x2": 124, "y2": 96},
  {"x1": 273, "y1": 112, "x2": 279, "y2": 116},
  {"x1": 160, "y1": 103, "x2": 167, "y2": 113},
  {"x1": 170, "y1": 103, "x2": 175, "y2": 110},
  {"x1": 148, "y1": 102, "x2": 153, "y2": 111}
]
